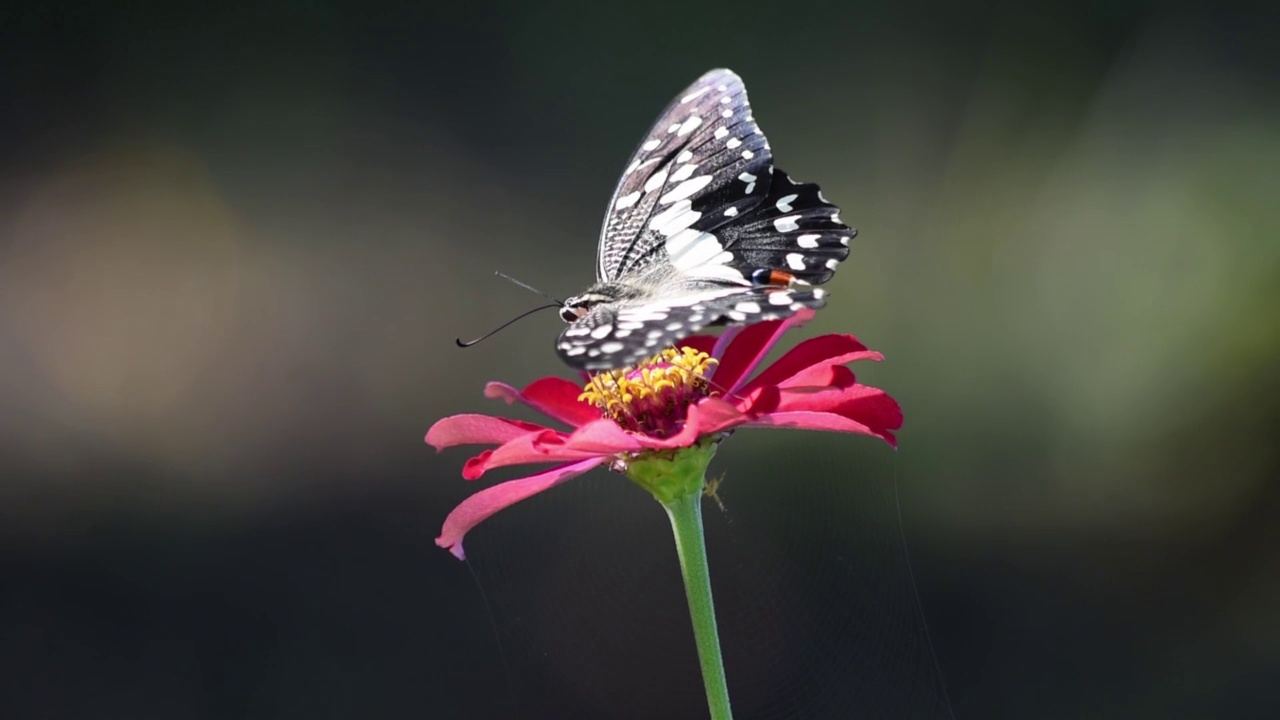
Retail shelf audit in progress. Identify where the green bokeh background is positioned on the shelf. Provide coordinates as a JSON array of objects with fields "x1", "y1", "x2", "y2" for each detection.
[{"x1": 2, "y1": 1, "x2": 1276, "y2": 718}]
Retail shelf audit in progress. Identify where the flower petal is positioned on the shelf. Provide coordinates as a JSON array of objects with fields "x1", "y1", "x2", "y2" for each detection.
[
  {"x1": 560, "y1": 418, "x2": 646, "y2": 455},
  {"x1": 711, "y1": 309, "x2": 815, "y2": 393},
  {"x1": 462, "y1": 427, "x2": 601, "y2": 480},
  {"x1": 426, "y1": 414, "x2": 552, "y2": 450},
  {"x1": 708, "y1": 326, "x2": 741, "y2": 366},
  {"x1": 484, "y1": 377, "x2": 601, "y2": 427},
  {"x1": 775, "y1": 363, "x2": 860, "y2": 392},
  {"x1": 743, "y1": 410, "x2": 898, "y2": 447},
  {"x1": 779, "y1": 383, "x2": 901, "y2": 423},
  {"x1": 437, "y1": 457, "x2": 606, "y2": 560},
  {"x1": 737, "y1": 334, "x2": 880, "y2": 396}
]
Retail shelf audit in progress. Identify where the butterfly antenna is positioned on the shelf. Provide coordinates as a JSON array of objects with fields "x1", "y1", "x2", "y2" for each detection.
[
  {"x1": 494, "y1": 271, "x2": 564, "y2": 307},
  {"x1": 456, "y1": 303, "x2": 562, "y2": 348}
]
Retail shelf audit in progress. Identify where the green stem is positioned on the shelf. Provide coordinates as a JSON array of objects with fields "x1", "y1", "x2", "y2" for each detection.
[{"x1": 663, "y1": 491, "x2": 733, "y2": 720}]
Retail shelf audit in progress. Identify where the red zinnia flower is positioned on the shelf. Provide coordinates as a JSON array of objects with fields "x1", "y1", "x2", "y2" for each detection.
[{"x1": 426, "y1": 309, "x2": 902, "y2": 560}]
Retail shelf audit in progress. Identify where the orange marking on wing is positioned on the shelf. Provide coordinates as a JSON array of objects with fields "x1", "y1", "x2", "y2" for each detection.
[{"x1": 768, "y1": 270, "x2": 794, "y2": 286}]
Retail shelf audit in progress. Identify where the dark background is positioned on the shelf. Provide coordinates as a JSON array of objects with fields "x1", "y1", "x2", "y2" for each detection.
[{"x1": 2, "y1": 1, "x2": 1277, "y2": 718}]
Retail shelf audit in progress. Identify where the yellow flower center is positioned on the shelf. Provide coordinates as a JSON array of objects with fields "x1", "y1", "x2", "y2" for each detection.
[{"x1": 579, "y1": 347, "x2": 718, "y2": 438}]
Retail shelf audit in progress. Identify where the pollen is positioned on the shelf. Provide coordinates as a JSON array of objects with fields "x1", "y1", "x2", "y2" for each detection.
[{"x1": 579, "y1": 346, "x2": 718, "y2": 437}]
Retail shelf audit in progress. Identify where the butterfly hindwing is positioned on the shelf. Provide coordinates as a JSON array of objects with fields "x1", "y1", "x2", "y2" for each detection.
[
  {"x1": 715, "y1": 167, "x2": 855, "y2": 285},
  {"x1": 597, "y1": 69, "x2": 773, "y2": 282},
  {"x1": 556, "y1": 284, "x2": 830, "y2": 370}
]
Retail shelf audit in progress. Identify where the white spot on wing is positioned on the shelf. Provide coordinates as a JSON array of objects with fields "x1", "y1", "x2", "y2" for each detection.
[
  {"x1": 775, "y1": 215, "x2": 800, "y2": 232},
  {"x1": 785, "y1": 253, "x2": 806, "y2": 270},
  {"x1": 614, "y1": 191, "x2": 641, "y2": 210},
  {"x1": 649, "y1": 199, "x2": 702, "y2": 237},
  {"x1": 825, "y1": 258, "x2": 840, "y2": 269},
  {"x1": 600, "y1": 341, "x2": 625, "y2": 354},
  {"x1": 644, "y1": 169, "x2": 669, "y2": 193},
  {"x1": 626, "y1": 157, "x2": 661, "y2": 176},
  {"x1": 768, "y1": 292, "x2": 793, "y2": 305},
  {"x1": 669, "y1": 163, "x2": 698, "y2": 182},
  {"x1": 742, "y1": 150, "x2": 754, "y2": 160},
  {"x1": 641, "y1": 139, "x2": 661, "y2": 151},
  {"x1": 685, "y1": 256, "x2": 746, "y2": 283},
  {"x1": 720, "y1": 96, "x2": 731, "y2": 104},
  {"x1": 676, "y1": 150, "x2": 693, "y2": 163},
  {"x1": 565, "y1": 346, "x2": 586, "y2": 356},
  {"x1": 775, "y1": 194, "x2": 798, "y2": 213},
  {"x1": 726, "y1": 137, "x2": 741, "y2": 149},
  {"x1": 714, "y1": 127, "x2": 729, "y2": 140},
  {"x1": 665, "y1": 229, "x2": 724, "y2": 270},
  {"x1": 681, "y1": 86, "x2": 711, "y2": 103},
  {"x1": 723, "y1": 207, "x2": 739, "y2": 217},
  {"x1": 738, "y1": 172, "x2": 757, "y2": 194},
  {"x1": 676, "y1": 115, "x2": 702, "y2": 136},
  {"x1": 721, "y1": 109, "x2": 732, "y2": 118},
  {"x1": 796, "y1": 233, "x2": 821, "y2": 248},
  {"x1": 659, "y1": 175, "x2": 713, "y2": 205},
  {"x1": 735, "y1": 301, "x2": 761, "y2": 313},
  {"x1": 590, "y1": 324, "x2": 613, "y2": 339}
]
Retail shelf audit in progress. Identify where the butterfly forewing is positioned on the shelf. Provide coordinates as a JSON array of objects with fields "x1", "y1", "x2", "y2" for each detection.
[{"x1": 597, "y1": 69, "x2": 773, "y2": 282}]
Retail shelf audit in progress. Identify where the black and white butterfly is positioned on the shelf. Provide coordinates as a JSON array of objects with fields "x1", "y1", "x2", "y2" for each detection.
[{"x1": 557, "y1": 68, "x2": 855, "y2": 370}]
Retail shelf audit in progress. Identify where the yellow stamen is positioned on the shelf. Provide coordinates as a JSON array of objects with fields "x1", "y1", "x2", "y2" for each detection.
[{"x1": 579, "y1": 347, "x2": 718, "y2": 430}]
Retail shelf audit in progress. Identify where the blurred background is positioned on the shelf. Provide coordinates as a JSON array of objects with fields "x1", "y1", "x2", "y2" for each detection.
[{"x1": 2, "y1": 1, "x2": 1277, "y2": 718}]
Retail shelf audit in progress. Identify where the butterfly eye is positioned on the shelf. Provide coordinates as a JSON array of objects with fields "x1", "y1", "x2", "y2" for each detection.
[
  {"x1": 750, "y1": 268, "x2": 771, "y2": 286},
  {"x1": 560, "y1": 306, "x2": 585, "y2": 323}
]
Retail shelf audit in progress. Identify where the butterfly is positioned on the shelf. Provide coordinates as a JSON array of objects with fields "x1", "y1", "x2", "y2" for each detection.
[{"x1": 556, "y1": 68, "x2": 856, "y2": 370}]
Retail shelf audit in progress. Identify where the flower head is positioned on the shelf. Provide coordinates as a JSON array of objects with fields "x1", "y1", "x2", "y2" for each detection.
[{"x1": 426, "y1": 309, "x2": 901, "y2": 560}]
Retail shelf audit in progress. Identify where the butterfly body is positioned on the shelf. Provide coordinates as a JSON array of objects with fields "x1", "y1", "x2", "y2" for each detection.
[{"x1": 556, "y1": 69, "x2": 856, "y2": 370}]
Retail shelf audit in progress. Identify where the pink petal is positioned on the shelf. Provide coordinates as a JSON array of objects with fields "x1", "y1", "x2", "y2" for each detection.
[
  {"x1": 744, "y1": 410, "x2": 898, "y2": 447},
  {"x1": 708, "y1": 326, "x2": 741, "y2": 366},
  {"x1": 737, "y1": 334, "x2": 878, "y2": 396},
  {"x1": 437, "y1": 457, "x2": 606, "y2": 560},
  {"x1": 484, "y1": 377, "x2": 601, "y2": 428},
  {"x1": 426, "y1": 414, "x2": 551, "y2": 450},
  {"x1": 775, "y1": 363, "x2": 859, "y2": 392},
  {"x1": 712, "y1": 309, "x2": 816, "y2": 394},
  {"x1": 561, "y1": 418, "x2": 646, "y2": 455},
  {"x1": 462, "y1": 428, "x2": 599, "y2": 480},
  {"x1": 773, "y1": 385, "x2": 903, "y2": 433}
]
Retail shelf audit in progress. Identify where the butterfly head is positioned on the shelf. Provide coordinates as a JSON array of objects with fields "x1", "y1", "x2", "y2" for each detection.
[{"x1": 558, "y1": 283, "x2": 636, "y2": 324}]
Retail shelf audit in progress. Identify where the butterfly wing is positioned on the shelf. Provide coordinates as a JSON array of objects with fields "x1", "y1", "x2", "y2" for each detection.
[
  {"x1": 556, "y1": 284, "x2": 829, "y2": 370},
  {"x1": 717, "y1": 167, "x2": 855, "y2": 285},
  {"x1": 596, "y1": 69, "x2": 773, "y2": 283}
]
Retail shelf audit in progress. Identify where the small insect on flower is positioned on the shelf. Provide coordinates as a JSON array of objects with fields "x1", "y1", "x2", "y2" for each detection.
[
  {"x1": 555, "y1": 68, "x2": 858, "y2": 370},
  {"x1": 427, "y1": 310, "x2": 902, "y2": 560}
]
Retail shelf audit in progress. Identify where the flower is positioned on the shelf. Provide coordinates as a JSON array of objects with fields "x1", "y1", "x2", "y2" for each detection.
[{"x1": 426, "y1": 309, "x2": 902, "y2": 560}]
